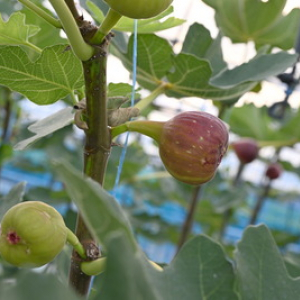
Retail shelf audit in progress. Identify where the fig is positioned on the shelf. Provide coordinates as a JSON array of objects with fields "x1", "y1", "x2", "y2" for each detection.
[
  {"x1": 112, "y1": 111, "x2": 229, "y2": 185},
  {"x1": 232, "y1": 138, "x2": 259, "y2": 164},
  {"x1": 0, "y1": 201, "x2": 67, "y2": 268},
  {"x1": 104, "y1": 0, "x2": 173, "y2": 19},
  {"x1": 266, "y1": 163, "x2": 282, "y2": 180}
]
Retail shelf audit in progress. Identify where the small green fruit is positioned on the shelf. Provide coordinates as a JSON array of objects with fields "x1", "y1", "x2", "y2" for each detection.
[
  {"x1": 104, "y1": 0, "x2": 173, "y2": 19},
  {"x1": 0, "y1": 201, "x2": 67, "y2": 268}
]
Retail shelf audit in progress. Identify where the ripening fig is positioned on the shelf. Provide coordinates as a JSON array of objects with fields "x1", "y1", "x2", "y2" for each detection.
[
  {"x1": 104, "y1": 0, "x2": 173, "y2": 19},
  {"x1": 0, "y1": 201, "x2": 67, "y2": 268},
  {"x1": 266, "y1": 163, "x2": 282, "y2": 180},
  {"x1": 112, "y1": 111, "x2": 229, "y2": 185},
  {"x1": 232, "y1": 138, "x2": 259, "y2": 164}
]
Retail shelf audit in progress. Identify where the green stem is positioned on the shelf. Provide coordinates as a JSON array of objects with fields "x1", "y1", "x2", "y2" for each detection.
[
  {"x1": 90, "y1": 9, "x2": 123, "y2": 44},
  {"x1": 66, "y1": 227, "x2": 86, "y2": 259},
  {"x1": 18, "y1": 0, "x2": 62, "y2": 28},
  {"x1": 134, "y1": 84, "x2": 166, "y2": 112},
  {"x1": 111, "y1": 119, "x2": 164, "y2": 141},
  {"x1": 48, "y1": 0, "x2": 94, "y2": 61},
  {"x1": 249, "y1": 178, "x2": 272, "y2": 225},
  {"x1": 219, "y1": 162, "x2": 245, "y2": 240},
  {"x1": 176, "y1": 185, "x2": 202, "y2": 254},
  {"x1": 81, "y1": 257, "x2": 163, "y2": 276},
  {"x1": 81, "y1": 257, "x2": 107, "y2": 276},
  {"x1": 23, "y1": 41, "x2": 42, "y2": 54},
  {"x1": 69, "y1": 38, "x2": 112, "y2": 297}
]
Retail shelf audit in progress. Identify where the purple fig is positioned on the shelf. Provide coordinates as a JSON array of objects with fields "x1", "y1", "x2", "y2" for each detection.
[
  {"x1": 113, "y1": 111, "x2": 229, "y2": 185},
  {"x1": 266, "y1": 163, "x2": 282, "y2": 180},
  {"x1": 232, "y1": 138, "x2": 259, "y2": 164}
]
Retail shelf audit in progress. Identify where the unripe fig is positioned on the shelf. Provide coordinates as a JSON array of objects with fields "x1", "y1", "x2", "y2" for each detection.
[
  {"x1": 113, "y1": 111, "x2": 229, "y2": 185},
  {"x1": 266, "y1": 163, "x2": 282, "y2": 180},
  {"x1": 104, "y1": 0, "x2": 173, "y2": 19},
  {"x1": 0, "y1": 201, "x2": 67, "y2": 268},
  {"x1": 232, "y1": 138, "x2": 259, "y2": 164}
]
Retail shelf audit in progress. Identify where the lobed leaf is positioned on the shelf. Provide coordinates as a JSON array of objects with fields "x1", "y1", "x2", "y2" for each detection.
[
  {"x1": 99, "y1": 232, "x2": 238, "y2": 299},
  {"x1": 0, "y1": 12, "x2": 39, "y2": 46},
  {"x1": 203, "y1": 0, "x2": 300, "y2": 50},
  {"x1": 235, "y1": 225, "x2": 300, "y2": 300},
  {"x1": 0, "y1": 45, "x2": 84, "y2": 104}
]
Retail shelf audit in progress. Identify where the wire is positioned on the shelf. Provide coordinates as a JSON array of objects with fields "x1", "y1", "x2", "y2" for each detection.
[{"x1": 113, "y1": 19, "x2": 138, "y2": 196}]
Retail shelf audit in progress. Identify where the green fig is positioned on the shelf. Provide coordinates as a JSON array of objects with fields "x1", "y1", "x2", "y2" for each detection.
[
  {"x1": 104, "y1": 0, "x2": 173, "y2": 19},
  {"x1": 0, "y1": 201, "x2": 67, "y2": 268},
  {"x1": 112, "y1": 111, "x2": 229, "y2": 185}
]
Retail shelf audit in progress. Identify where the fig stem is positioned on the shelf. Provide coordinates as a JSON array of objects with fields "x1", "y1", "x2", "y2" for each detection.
[
  {"x1": 249, "y1": 176, "x2": 272, "y2": 225},
  {"x1": 111, "y1": 119, "x2": 164, "y2": 141},
  {"x1": 66, "y1": 227, "x2": 87, "y2": 259},
  {"x1": 176, "y1": 185, "x2": 202, "y2": 254},
  {"x1": 48, "y1": 0, "x2": 94, "y2": 61},
  {"x1": 81, "y1": 257, "x2": 106, "y2": 276},
  {"x1": 18, "y1": 0, "x2": 62, "y2": 28},
  {"x1": 90, "y1": 9, "x2": 123, "y2": 44},
  {"x1": 81, "y1": 257, "x2": 162, "y2": 276},
  {"x1": 219, "y1": 162, "x2": 245, "y2": 240}
]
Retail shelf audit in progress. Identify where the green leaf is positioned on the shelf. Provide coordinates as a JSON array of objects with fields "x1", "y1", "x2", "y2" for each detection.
[
  {"x1": 0, "y1": 271, "x2": 81, "y2": 300},
  {"x1": 0, "y1": 12, "x2": 39, "y2": 47},
  {"x1": 228, "y1": 104, "x2": 300, "y2": 145},
  {"x1": 23, "y1": 7, "x2": 66, "y2": 49},
  {"x1": 14, "y1": 107, "x2": 74, "y2": 150},
  {"x1": 104, "y1": 142, "x2": 149, "y2": 190},
  {"x1": 210, "y1": 52, "x2": 298, "y2": 88},
  {"x1": 107, "y1": 82, "x2": 141, "y2": 109},
  {"x1": 87, "y1": 2, "x2": 185, "y2": 33},
  {"x1": 124, "y1": 34, "x2": 173, "y2": 91},
  {"x1": 166, "y1": 53, "x2": 257, "y2": 100},
  {"x1": 181, "y1": 23, "x2": 226, "y2": 75},
  {"x1": 54, "y1": 160, "x2": 137, "y2": 249},
  {"x1": 202, "y1": 0, "x2": 300, "y2": 50},
  {"x1": 0, "y1": 45, "x2": 83, "y2": 104},
  {"x1": 0, "y1": 182, "x2": 26, "y2": 220},
  {"x1": 98, "y1": 232, "x2": 238, "y2": 299},
  {"x1": 235, "y1": 225, "x2": 300, "y2": 299}
]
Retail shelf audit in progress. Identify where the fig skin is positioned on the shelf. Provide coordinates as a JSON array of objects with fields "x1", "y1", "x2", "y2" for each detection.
[
  {"x1": 232, "y1": 138, "x2": 259, "y2": 164},
  {"x1": 266, "y1": 163, "x2": 282, "y2": 180},
  {"x1": 158, "y1": 111, "x2": 229, "y2": 185},
  {"x1": 104, "y1": 0, "x2": 173, "y2": 19},
  {"x1": 0, "y1": 201, "x2": 67, "y2": 268}
]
